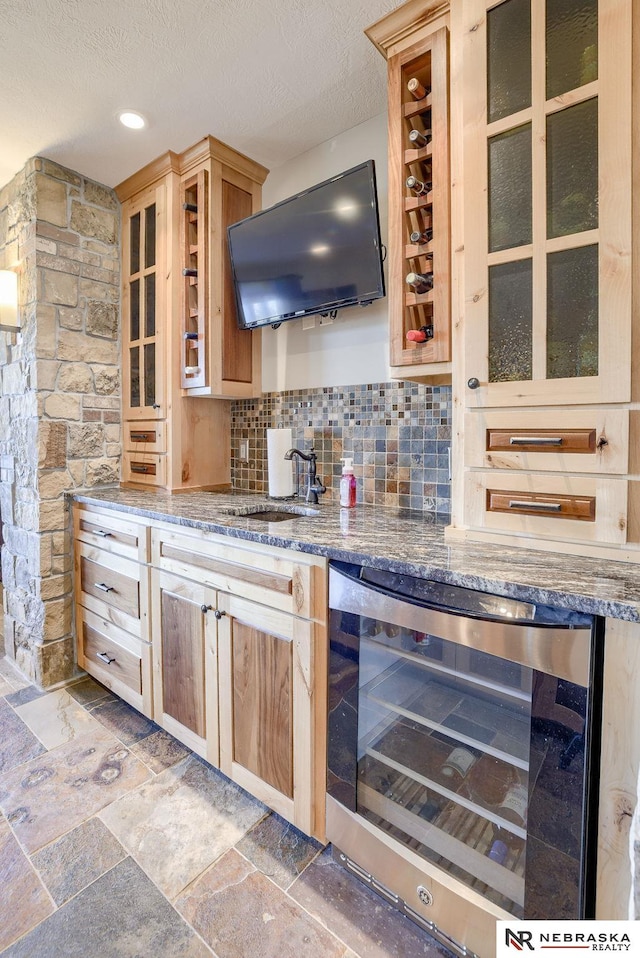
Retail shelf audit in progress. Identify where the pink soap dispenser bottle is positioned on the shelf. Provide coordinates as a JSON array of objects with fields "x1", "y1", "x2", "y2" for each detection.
[{"x1": 339, "y1": 457, "x2": 357, "y2": 508}]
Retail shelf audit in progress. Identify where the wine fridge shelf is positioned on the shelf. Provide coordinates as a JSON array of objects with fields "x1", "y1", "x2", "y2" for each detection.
[
  {"x1": 360, "y1": 633, "x2": 532, "y2": 707},
  {"x1": 358, "y1": 753, "x2": 525, "y2": 911}
]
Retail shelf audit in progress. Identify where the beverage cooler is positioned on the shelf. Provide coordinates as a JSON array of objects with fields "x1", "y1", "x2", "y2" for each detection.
[{"x1": 326, "y1": 561, "x2": 603, "y2": 958}]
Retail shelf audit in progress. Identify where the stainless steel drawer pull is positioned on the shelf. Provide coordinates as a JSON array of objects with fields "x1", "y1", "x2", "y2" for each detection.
[
  {"x1": 509, "y1": 436, "x2": 563, "y2": 446},
  {"x1": 94, "y1": 582, "x2": 115, "y2": 593},
  {"x1": 94, "y1": 529, "x2": 113, "y2": 537},
  {"x1": 130, "y1": 432, "x2": 151, "y2": 441},
  {"x1": 508, "y1": 500, "x2": 562, "y2": 512},
  {"x1": 97, "y1": 651, "x2": 115, "y2": 665}
]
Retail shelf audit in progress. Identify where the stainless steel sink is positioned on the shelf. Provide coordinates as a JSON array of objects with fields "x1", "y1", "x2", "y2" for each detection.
[{"x1": 221, "y1": 504, "x2": 320, "y2": 521}]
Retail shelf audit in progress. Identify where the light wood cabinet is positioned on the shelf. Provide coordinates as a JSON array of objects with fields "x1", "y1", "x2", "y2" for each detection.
[
  {"x1": 218, "y1": 593, "x2": 323, "y2": 837},
  {"x1": 459, "y1": 0, "x2": 631, "y2": 410},
  {"x1": 366, "y1": 1, "x2": 452, "y2": 384},
  {"x1": 150, "y1": 523, "x2": 327, "y2": 839},
  {"x1": 116, "y1": 136, "x2": 267, "y2": 492},
  {"x1": 73, "y1": 503, "x2": 152, "y2": 716},
  {"x1": 151, "y1": 568, "x2": 219, "y2": 763},
  {"x1": 445, "y1": 0, "x2": 636, "y2": 558}
]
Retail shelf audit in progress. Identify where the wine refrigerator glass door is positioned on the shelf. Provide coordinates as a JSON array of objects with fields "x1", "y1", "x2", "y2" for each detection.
[{"x1": 327, "y1": 564, "x2": 599, "y2": 921}]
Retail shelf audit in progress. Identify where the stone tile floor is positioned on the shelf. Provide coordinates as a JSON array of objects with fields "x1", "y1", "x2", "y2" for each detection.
[{"x1": 0, "y1": 654, "x2": 455, "y2": 958}]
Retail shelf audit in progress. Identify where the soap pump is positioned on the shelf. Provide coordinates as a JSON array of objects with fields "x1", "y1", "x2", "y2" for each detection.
[{"x1": 339, "y1": 457, "x2": 357, "y2": 508}]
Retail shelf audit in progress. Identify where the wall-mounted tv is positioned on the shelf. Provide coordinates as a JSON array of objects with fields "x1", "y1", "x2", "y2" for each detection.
[{"x1": 227, "y1": 160, "x2": 385, "y2": 330}]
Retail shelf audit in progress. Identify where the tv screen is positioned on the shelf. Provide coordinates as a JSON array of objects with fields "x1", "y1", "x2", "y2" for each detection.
[{"x1": 227, "y1": 160, "x2": 385, "y2": 330}]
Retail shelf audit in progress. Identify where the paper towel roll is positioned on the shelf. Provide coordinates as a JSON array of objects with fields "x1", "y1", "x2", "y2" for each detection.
[{"x1": 267, "y1": 428, "x2": 295, "y2": 498}]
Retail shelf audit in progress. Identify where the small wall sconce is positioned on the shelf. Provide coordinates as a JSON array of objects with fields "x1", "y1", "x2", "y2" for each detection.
[{"x1": 0, "y1": 269, "x2": 19, "y2": 331}]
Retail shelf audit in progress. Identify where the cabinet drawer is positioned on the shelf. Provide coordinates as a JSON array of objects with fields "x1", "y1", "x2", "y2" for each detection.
[
  {"x1": 122, "y1": 451, "x2": 167, "y2": 488},
  {"x1": 76, "y1": 607, "x2": 152, "y2": 716},
  {"x1": 151, "y1": 525, "x2": 324, "y2": 619},
  {"x1": 124, "y1": 420, "x2": 166, "y2": 454},
  {"x1": 74, "y1": 541, "x2": 147, "y2": 638},
  {"x1": 464, "y1": 409, "x2": 629, "y2": 475},
  {"x1": 73, "y1": 503, "x2": 149, "y2": 562},
  {"x1": 466, "y1": 471, "x2": 628, "y2": 545}
]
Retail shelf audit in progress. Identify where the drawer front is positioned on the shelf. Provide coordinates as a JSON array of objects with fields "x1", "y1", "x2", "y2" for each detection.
[
  {"x1": 464, "y1": 408, "x2": 629, "y2": 474},
  {"x1": 75, "y1": 541, "x2": 147, "y2": 637},
  {"x1": 122, "y1": 451, "x2": 167, "y2": 488},
  {"x1": 466, "y1": 471, "x2": 628, "y2": 544},
  {"x1": 73, "y1": 503, "x2": 149, "y2": 562},
  {"x1": 152, "y1": 526, "x2": 323, "y2": 619},
  {"x1": 486, "y1": 489, "x2": 596, "y2": 522},
  {"x1": 125, "y1": 420, "x2": 166, "y2": 454},
  {"x1": 82, "y1": 619, "x2": 142, "y2": 694},
  {"x1": 80, "y1": 555, "x2": 140, "y2": 618},
  {"x1": 76, "y1": 607, "x2": 152, "y2": 716}
]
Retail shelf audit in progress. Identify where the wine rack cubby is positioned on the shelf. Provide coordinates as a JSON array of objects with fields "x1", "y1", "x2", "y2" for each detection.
[
  {"x1": 180, "y1": 170, "x2": 208, "y2": 390},
  {"x1": 386, "y1": 26, "x2": 450, "y2": 371}
]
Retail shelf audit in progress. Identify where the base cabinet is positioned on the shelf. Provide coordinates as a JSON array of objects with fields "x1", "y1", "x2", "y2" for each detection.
[
  {"x1": 151, "y1": 569, "x2": 219, "y2": 764},
  {"x1": 218, "y1": 593, "x2": 322, "y2": 837},
  {"x1": 74, "y1": 504, "x2": 326, "y2": 840},
  {"x1": 148, "y1": 522, "x2": 328, "y2": 840}
]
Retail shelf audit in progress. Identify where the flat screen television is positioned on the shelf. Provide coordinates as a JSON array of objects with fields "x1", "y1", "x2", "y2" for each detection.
[{"x1": 227, "y1": 160, "x2": 385, "y2": 330}]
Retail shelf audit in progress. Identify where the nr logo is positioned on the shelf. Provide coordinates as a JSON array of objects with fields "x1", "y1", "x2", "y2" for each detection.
[{"x1": 505, "y1": 928, "x2": 535, "y2": 951}]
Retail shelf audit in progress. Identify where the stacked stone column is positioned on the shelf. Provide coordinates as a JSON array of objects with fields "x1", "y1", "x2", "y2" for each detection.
[{"x1": 0, "y1": 158, "x2": 120, "y2": 687}]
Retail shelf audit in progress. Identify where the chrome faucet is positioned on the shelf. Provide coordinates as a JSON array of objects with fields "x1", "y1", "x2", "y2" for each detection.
[{"x1": 284, "y1": 447, "x2": 326, "y2": 504}]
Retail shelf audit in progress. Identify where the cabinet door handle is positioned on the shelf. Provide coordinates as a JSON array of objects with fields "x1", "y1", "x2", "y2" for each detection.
[
  {"x1": 130, "y1": 464, "x2": 150, "y2": 474},
  {"x1": 94, "y1": 529, "x2": 113, "y2": 537},
  {"x1": 130, "y1": 433, "x2": 151, "y2": 441},
  {"x1": 201, "y1": 604, "x2": 213, "y2": 614},
  {"x1": 467, "y1": 377, "x2": 480, "y2": 389},
  {"x1": 508, "y1": 500, "x2": 562, "y2": 512},
  {"x1": 96, "y1": 651, "x2": 116, "y2": 665},
  {"x1": 509, "y1": 436, "x2": 563, "y2": 446},
  {"x1": 94, "y1": 582, "x2": 115, "y2": 593},
  {"x1": 214, "y1": 610, "x2": 226, "y2": 620}
]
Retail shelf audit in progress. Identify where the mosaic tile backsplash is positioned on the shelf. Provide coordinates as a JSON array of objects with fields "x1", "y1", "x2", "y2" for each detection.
[{"x1": 230, "y1": 381, "x2": 452, "y2": 514}]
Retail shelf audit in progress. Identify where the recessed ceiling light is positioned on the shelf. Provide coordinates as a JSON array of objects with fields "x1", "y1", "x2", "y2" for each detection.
[{"x1": 118, "y1": 110, "x2": 146, "y2": 130}]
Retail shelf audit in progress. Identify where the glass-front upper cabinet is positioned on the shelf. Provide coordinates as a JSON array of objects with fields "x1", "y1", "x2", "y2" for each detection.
[
  {"x1": 121, "y1": 184, "x2": 166, "y2": 421},
  {"x1": 462, "y1": 0, "x2": 631, "y2": 407}
]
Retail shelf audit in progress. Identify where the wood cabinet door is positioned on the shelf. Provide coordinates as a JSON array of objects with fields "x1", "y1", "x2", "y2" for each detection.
[
  {"x1": 121, "y1": 183, "x2": 167, "y2": 422},
  {"x1": 217, "y1": 593, "x2": 323, "y2": 838},
  {"x1": 151, "y1": 569, "x2": 219, "y2": 764},
  {"x1": 461, "y1": 0, "x2": 631, "y2": 409}
]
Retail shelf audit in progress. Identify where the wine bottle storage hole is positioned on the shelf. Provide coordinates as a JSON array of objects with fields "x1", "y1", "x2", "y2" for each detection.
[{"x1": 402, "y1": 59, "x2": 436, "y2": 347}]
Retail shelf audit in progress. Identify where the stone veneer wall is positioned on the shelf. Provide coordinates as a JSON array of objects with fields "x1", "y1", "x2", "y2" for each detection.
[
  {"x1": 231, "y1": 381, "x2": 452, "y2": 513},
  {"x1": 0, "y1": 157, "x2": 120, "y2": 687}
]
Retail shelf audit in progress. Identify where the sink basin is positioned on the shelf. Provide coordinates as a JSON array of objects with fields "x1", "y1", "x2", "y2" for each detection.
[
  {"x1": 240, "y1": 510, "x2": 307, "y2": 522},
  {"x1": 221, "y1": 504, "x2": 320, "y2": 521}
]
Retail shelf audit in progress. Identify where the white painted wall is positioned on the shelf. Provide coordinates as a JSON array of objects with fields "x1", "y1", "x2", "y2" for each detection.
[{"x1": 261, "y1": 112, "x2": 389, "y2": 392}]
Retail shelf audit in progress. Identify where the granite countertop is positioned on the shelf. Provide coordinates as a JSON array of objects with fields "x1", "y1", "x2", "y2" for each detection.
[{"x1": 73, "y1": 487, "x2": 640, "y2": 623}]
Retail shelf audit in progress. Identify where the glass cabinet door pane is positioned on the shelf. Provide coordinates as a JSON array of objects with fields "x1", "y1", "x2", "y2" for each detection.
[
  {"x1": 130, "y1": 213, "x2": 140, "y2": 275},
  {"x1": 144, "y1": 274, "x2": 156, "y2": 338},
  {"x1": 130, "y1": 279, "x2": 140, "y2": 341},
  {"x1": 489, "y1": 260, "x2": 533, "y2": 382},
  {"x1": 546, "y1": 0, "x2": 598, "y2": 99},
  {"x1": 547, "y1": 244, "x2": 598, "y2": 379},
  {"x1": 129, "y1": 347, "x2": 140, "y2": 408},
  {"x1": 547, "y1": 99, "x2": 598, "y2": 239},
  {"x1": 144, "y1": 343, "x2": 156, "y2": 408},
  {"x1": 487, "y1": 0, "x2": 531, "y2": 123},
  {"x1": 488, "y1": 124, "x2": 532, "y2": 252},
  {"x1": 144, "y1": 203, "x2": 156, "y2": 269}
]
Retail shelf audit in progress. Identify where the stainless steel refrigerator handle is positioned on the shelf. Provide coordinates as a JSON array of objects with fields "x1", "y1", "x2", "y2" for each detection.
[{"x1": 329, "y1": 568, "x2": 590, "y2": 687}]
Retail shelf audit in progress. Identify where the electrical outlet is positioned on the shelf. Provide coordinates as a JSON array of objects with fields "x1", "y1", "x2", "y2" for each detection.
[{"x1": 239, "y1": 439, "x2": 249, "y2": 463}]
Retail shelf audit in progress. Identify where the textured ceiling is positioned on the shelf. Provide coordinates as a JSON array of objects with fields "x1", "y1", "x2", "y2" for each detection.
[{"x1": 0, "y1": 0, "x2": 402, "y2": 190}]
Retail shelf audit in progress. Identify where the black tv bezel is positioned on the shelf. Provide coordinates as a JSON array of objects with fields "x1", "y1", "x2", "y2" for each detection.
[{"x1": 227, "y1": 159, "x2": 385, "y2": 331}]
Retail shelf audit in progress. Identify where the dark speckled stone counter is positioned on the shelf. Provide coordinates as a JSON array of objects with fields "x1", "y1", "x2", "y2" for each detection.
[{"x1": 73, "y1": 487, "x2": 640, "y2": 623}]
